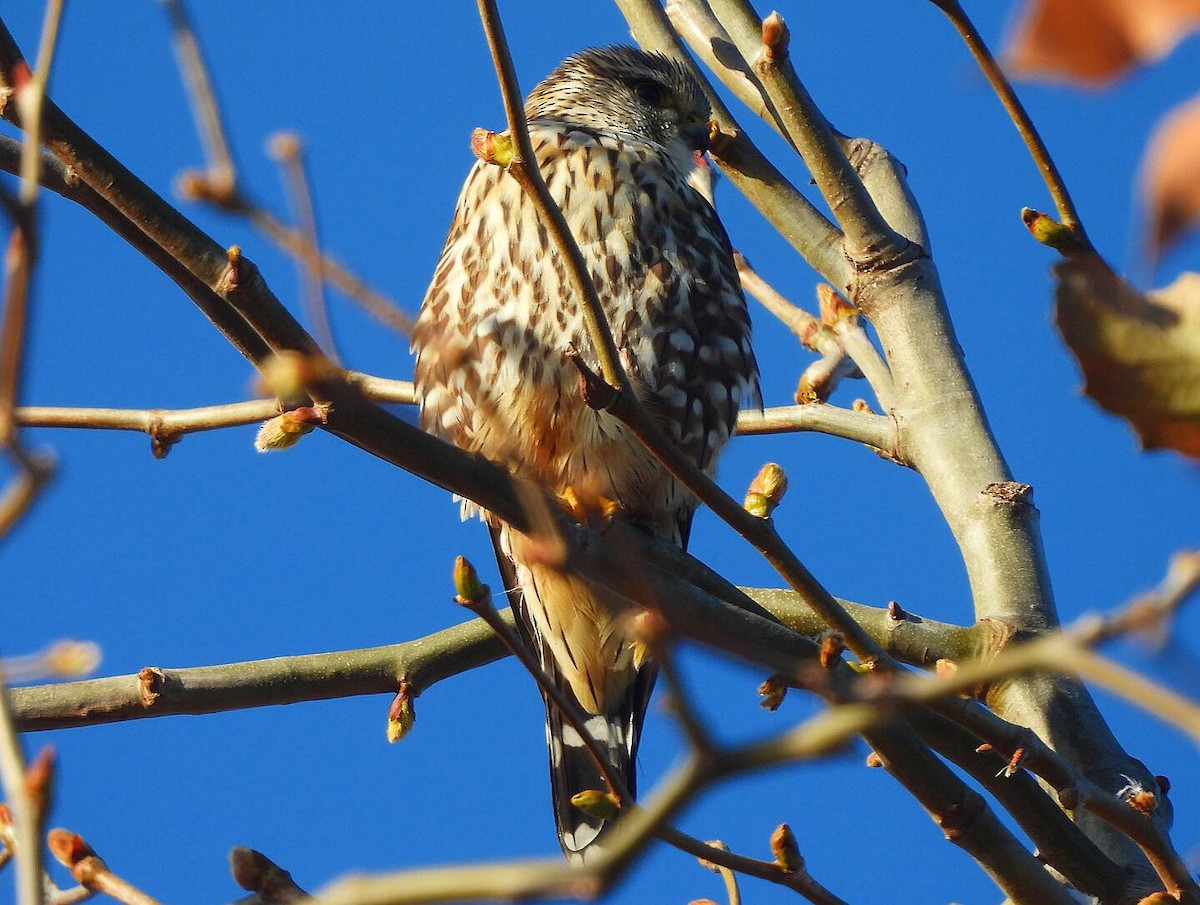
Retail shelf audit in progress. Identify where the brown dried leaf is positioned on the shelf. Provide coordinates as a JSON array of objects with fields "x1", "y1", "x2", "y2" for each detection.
[
  {"x1": 1005, "y1": 0, "x2": 1200, "y2": 85},
  {"x1": 1055, "y1": 256, "x2": 1200, "y2": 456},
  {"x1": 1141, "y1": 93, "x2": 1200, "y2": 260}
]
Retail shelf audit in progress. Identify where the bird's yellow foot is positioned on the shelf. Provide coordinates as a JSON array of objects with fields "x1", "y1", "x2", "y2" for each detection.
[{"x1": 558, "y1": 486, "x2": 621, "y2": 526}]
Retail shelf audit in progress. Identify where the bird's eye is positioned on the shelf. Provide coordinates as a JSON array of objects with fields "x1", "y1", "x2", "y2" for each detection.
[{"x1": 633, "y1": 80, "x2": 667, "y2": 107}]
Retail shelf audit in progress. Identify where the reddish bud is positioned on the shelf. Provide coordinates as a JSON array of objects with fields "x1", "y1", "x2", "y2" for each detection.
[
  {"x1": 24, "y1": 747, "x2": 55, "y2": 804},
  {"x1": 47, "y1": 828, "x2": 95, "y2": 867},
  {"x1": 769, "y1": 822, "x2": 803, "y2": 872},
  {"x1": 758, "y1": 675, "x2": 787, "y2": 711},
  {"x1": 471, "y1": 128, "x2": 514, "y2": 167},
  {"x1": 266, "y1": 131, "x2": 302, "y2": 162},
  {"x1": 387, "y1": 683, "x2": 416, "y2": 743},
  {"x1": 817, "y1": 284, "x2": 859, "y2": 325},
  {"x1": 1021, "y1": 207, "x2": 1082, "y2": 254},
  {"x1": 761, "y1": 11, "x2": 790, "y2": 61},
  {"x1": 819, "y1": 633, "x2": 845, "y2": 669}
]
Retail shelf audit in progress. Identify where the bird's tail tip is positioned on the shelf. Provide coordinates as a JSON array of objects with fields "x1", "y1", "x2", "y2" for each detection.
[{"x1": 548, "y1": 710, "x2": 635, "y2": 862}]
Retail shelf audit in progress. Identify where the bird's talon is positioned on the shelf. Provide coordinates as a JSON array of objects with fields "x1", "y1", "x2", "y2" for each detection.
[{"x1": 558, "y1": 486, "x2": 621, "y2": 525}]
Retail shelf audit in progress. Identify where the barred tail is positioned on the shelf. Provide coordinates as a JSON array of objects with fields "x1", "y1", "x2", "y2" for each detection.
[
  {"x1": 488, "y1": 525, "x2": 656, "y2": 862},
  {"x1": 545, "y1": 671, "x2": 652, "y2": 862}
]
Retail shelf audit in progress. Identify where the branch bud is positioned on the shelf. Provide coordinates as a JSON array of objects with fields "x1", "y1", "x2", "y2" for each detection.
[
  {"x1": 769, "y1": 822, "x2": 803, "y2": 873},
  {"x1": 795, "y1": 350, "x2": 858, "y2": 404},
  {"x1": 386, "y1": 682, "x2": 416, "y2": 743},
  {"x1": 471, "y1": 128, "x2": 515, "y2": 167},
  {"x1": 48, "y1": 828, "x2": 95, "y2": 868},
  {"x1": 266, "y1": 131, "x2": 302, "y2": 162},
  {"x1": 40, "y1": 640, "x2": 99, "y2": 677},
  {"x1": 453, "y1": 555, "x2": 488, "y2": 606},
  {"x1": 761, "y1": 12, "x2": 790, "y2": 62},
  {"x1": 743, "y1": 463, "x2": 788, "y2": 517},
  {"x1": 570, "y1": 789, "x2": 620, "y2": 819},
  {"x1": 254, "y1": 406, "x2": 325, "y2": 452},
  {"x1": 696, "y1": 839, "x2": 730, "y2": 872},
  {"x1": 758, "y1": 675, "x2": 787, "y2": 711},
  {"x1": 1021, "y1": 207, "x2": 1080, "y2": 254},
  {"x1": 24, "y1": 746, "x2": 55, "y2": 809},
  {"x1": 818, "y1": 633, "x2": 845, "y2": 669},
  {"x1": 627, "y1": 609, "x2": 670, "y2": 671},
  {"x1": 817, "y1": 284, "x2": 859, "y2": 326}
]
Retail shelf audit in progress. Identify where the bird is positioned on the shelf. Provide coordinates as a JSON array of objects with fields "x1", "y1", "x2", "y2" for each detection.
[{"x1": 412, "y1": 46, "x2": 758, "y2": 861}]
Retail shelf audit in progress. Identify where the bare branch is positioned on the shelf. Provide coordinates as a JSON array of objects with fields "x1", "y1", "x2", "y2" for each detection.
[
  {"x1": 159, "y1": 0, "x2": 235, "y2": 195},
  {"x1": 926, "y1": 0, "x2": 1092, "y2": 251},
  {"x1": 734, "y1": 403, "x2": 897, "y2": 452},
  {"x1": 160, "y1": 0, "x2": 413, "y2": 336},
  {"x1": 268, "y1": 133, "x2": 341, "y2": 364},
  {"x1": 47, "y1": 828, "x2": 161, "y2": 905},
  {"x1": 703, "y1": 2, "x2": 899, "y2": 257},
  {"x1": 14, "y1": 373, "x2": 416, "y2": 455},
  {"x1": 9, "y1": 613, "x2": 510, "y2": 733}
]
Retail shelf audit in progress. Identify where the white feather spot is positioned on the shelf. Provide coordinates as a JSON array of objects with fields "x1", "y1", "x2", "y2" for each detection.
[{"x1": 668, "y1": 331, "x2": 695, "y2": 353}]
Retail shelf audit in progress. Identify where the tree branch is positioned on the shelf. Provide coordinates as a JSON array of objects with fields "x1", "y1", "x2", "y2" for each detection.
[
  {"x1": 926, "y1": 0, "x2": 1092, "y2": 250},
  {"x1": 9, "y1": 613, "x2": 511, "y2": 733},
  {"x1": 610, "y1": 0, "x2": 850, "y2": 287}
]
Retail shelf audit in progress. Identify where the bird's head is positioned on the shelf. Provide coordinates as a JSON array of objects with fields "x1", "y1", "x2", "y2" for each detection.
[{"x1": 525, "y1": 46, "x2": 712, "y2": 172}]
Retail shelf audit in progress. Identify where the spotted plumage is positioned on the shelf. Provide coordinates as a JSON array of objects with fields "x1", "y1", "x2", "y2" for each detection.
[{"x1": 412, "y1": 46, "x2": 758, "y2": 860}]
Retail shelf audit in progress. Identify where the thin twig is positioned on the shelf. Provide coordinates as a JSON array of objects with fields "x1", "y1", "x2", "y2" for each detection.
[
  {"x1": 453, "y1": 558, "x2": 627, "y2": 803},
  {"x1": 655, "y1": 647, "x2": 715, "y2": 755},
  {"x1": 159, "y1": 0, "x2": 413, "y2": 336},
  {"x1": 733, "y1": 251, "x2": 817, "y2": 338},
  {"x1": 926, "y1": 0, "x2": 1092, "y2": 250},
  {"x1": 18, "y1": 389, "x2": 894, "y2": 453},
  {"x1": 48, "y1": 829, "x2": 161, "y2": 905},
  {"x1": 734, "y1": 404, "x2": 897, "y2": 451},
  {"x1": 474, "y1": 0, "x2": 883, "y2": 666},
  {"x1": 0, "y1": 683, "x2": 44, "y2": 905},
  {"x1": 10, "y1": 613, "x2": 512, "y2": 733},
  {"x1": 14, "y1": 375, "x2": 414, "y2": 456},
  {"x1": 314, "y1": 755, "x2": 707, "y2": 905},
  {"x1": 474, "y1": 0, "x2": 627, "y2": 393},
  {"x1": 0, "y1": 3, "x2": 65, "y2": 900},
  {"x1": 268, "y1": 133, "x2": 341, "y2": 364},
  {"x1": 239, "y1": 203, "x2": 415, "y2": 336},
  {"x1": 159, "y1": 0, "x2": 234, "y2": 194},
  {"x1": 704, "y1": 1, "x2": 899, "y2": 257}
]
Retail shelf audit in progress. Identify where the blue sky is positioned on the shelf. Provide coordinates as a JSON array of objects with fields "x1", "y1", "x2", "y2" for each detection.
[{"x1": 3, "y1": 2, "x2": 1198, "y2": 903}]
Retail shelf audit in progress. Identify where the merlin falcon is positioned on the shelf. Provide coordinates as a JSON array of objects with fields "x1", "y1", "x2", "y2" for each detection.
[{"x1": 413, "y1": 46, "x2": 758, "y2": 860}]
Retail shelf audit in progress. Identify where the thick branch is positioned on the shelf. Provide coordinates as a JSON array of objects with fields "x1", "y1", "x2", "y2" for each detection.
[
  {"x1": 10, "y1": 614, "x2": 510, "y2": 732},
  {"x1": 704, "y1": 1, "x2": 900, "y2": 257}
]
